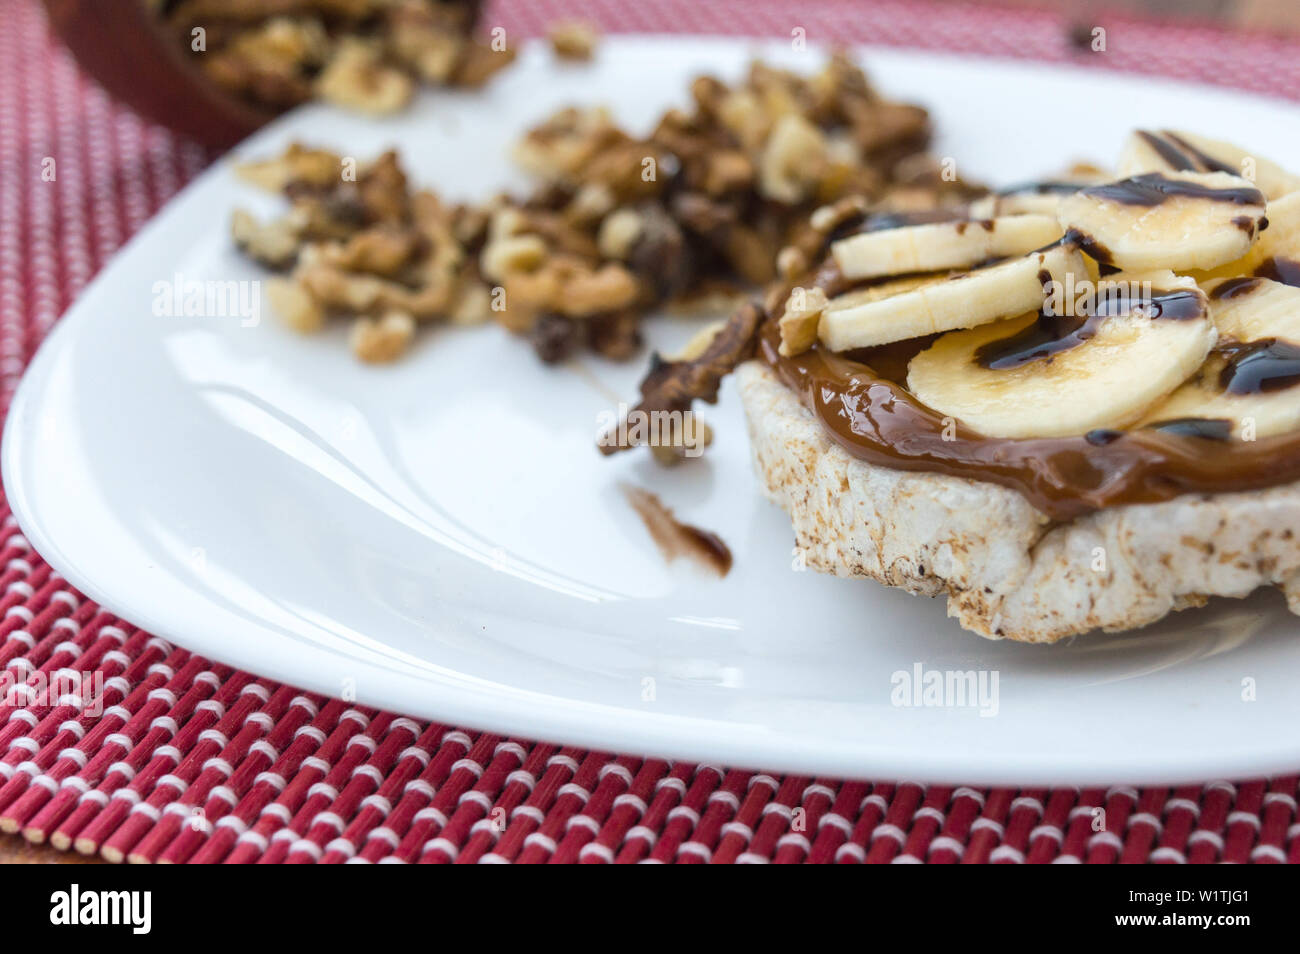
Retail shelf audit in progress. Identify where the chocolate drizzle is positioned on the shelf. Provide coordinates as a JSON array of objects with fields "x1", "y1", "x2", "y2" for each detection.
[
  {"x1": 1136, "y1": 130, "x2": 1239, "y2": 176},
  {"x1": 975, "y1": 312, "x2": 1104, "y2": 369},
  {"x1": 1210, "y1": 277, "x2": 1262, "y2": 300},
  {"x1": 1255, "y1": 257, "x2": 1300, "y2": 288},
  {"x1": 1217, "y1": 338, "x2": 1300, "y2": 395},
  {"x1": 846, "y1": 208, "x2": 965, "y2": 236},
  {"x1": 976, "y1": 286, "x2": 1203, "y2": 370},
  {"x1": 1137, "y1": 131, "x2": 1197, "y2": 171},
  {"x1": 1163, "y1": 132, "x2": 1240, "y2": 175},
  {"x1": 1081, "y1": 172, "x2": 1264, "y2": 208},
  {"x1": 1064, "y1": 228, "x2": 1115, "y2": 265}
]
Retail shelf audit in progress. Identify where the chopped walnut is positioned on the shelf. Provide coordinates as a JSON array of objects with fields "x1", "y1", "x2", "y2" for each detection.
[
  {"x1": 496, "y1": 256, "x2": 641, "y2": 329},
  {"x1": 598, "y1": 208, "x2": 644, "y2": 260},
  {"x1": 267, "y1": 276, "x2": 324, "y2": 333},
  {"x1": 350, "y1": 310, "x2": 416, "y2": 362},
  {"x1": 230, "y1": 54, "x2": 969, "y2": 380},
  {"x1": 555, "y1": 262, "x2": 640, "y2": 317},
  {"x1": 324, "y1": 226, "x2": 423, "y2": 277},
  {"x1": 669, "y1": 320, "x2": 726, "y2": 362},
  {"x1": 649, "y1": 412, "x2": 714, "y2": 466},
  {"x1": 386, "y1": 2, "x2": 466, "y2": 83},
  {"x1": 513, "y1": 107, "x2": 623, "y2": 184},
  {"x1": 237, "y1": 143, "x2": 342, "y2": 193},
  {"x1": 452, "y1": 42, "x2": 518, "y2": 88},
  {"x1": 777, "y1": 286, "x2": 829, "y2": 357},
  {"x1": 776, "y1": 245, "x2": 808, "y2": 280},
  {"x1": 481, "y1": 234, "x2": 548, "y2": 282},
  {"x1": 599, "y1": 301, "x2": 763, "y2": 457},
  {"x1": 200, "y1": 16, "x2": 328, "y2": 110},
  {"x1": 316, "y1": 40, "x2": 414, "y2": 115},
  {"x1": 759, "y1": 114, "x2": 829, "y2": 203},
  {"x1": 450, "y1": 281, "x2": 493, "y2": 326},
  {"x1": 549, "y1": 21, "x2": 600, "y2": 61},
  {"x1": 231, "y1": 208, "x2": 299, "y2": 269},
  {"x1": 162, "y1": 0, "x2": 493, "y2": 115}
]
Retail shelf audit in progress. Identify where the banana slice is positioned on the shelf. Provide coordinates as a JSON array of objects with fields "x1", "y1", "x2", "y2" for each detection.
[
  {"x1": 1139, "y1": 276, "x2": 1300, "y2": 439},
  {"x1": 1203, "y1": 274, "x2": 1300, "y2": 341},
  {"x1": 1195, "y1": 189, "x2": 1300, "y2": 287},
  {"x1": 969, "y1": 166, "x2": 1112, "y2": 218},
  {"x1": 818, "y1": 241, "x2": 1086, "y2": 351},
  {"x1": 830, "y1": 214, "x2": 1063, "y2": 280},
  {"x1": 906, "y1": 272, "x2": 1215, "y2": 439},
  {"x1": 1117, "y1": 130, "x2": 1300, "y2": 200},
  {"x1": 1057, "y1": 170, "x2": 1266, "y2": 272}
]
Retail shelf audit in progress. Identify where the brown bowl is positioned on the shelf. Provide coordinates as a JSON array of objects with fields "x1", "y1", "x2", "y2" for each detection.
[{"x1": 43, "y1": 0, "x2": 276, "y2": 149}]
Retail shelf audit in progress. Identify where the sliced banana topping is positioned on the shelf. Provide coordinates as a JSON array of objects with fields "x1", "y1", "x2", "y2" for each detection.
[
  {"x1": 1117, "y1": 129, "x2": 1300, "y2": 200},
  {"x1": 1203, "y1": 274, "x2": 1300, "y2": 341},
  {"x1": 1139, "y1": 277, "x2": 1300, "y2": 439},
  {"x1": 1057, "y1": 170, "x2": 1266, "y2": 272},
  {"x1": 788, "y1": 128, "x2": 1300, "y2": 446},
  {"x1": 906, "y1": 272, "x2": 1215, "y2": 439},
  {"x1": 968, "y1": 166, "x2": 1112, "y2": 218},
  {"x1": 1195, "y1": 189, "x2": 1300, "y2": 287},
  {"x1": 818, "y1": 241, "x2": 1086, "y2": 351},
  {"x1": 830, "y1": 214, "x2": 1063, "y2": 281}
]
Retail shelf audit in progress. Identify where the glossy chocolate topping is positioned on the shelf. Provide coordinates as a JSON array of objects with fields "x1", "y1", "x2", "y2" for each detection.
[
  {"x1": 1255, "y1": 257, "x2": 1300, "y2": 286},
  {"x1": 1217, "y1": 337, "x2": 1300, "y2": 394},
  {"x1": 1209, "y1": 276, "x2": 1263, "y2": 299},
  {"x1": 1081, "y1": 172, "x2": 1264, "y2": 208},
  {"x1": 759, "y1": 264, "x2": 1300, "y2": 520},
  {"x1": 1136, "y1": 130, "x2": 1240, "y2": 176},
  {"x1": 975, "y1": 312, "x2": 1105, "y2": 369}
]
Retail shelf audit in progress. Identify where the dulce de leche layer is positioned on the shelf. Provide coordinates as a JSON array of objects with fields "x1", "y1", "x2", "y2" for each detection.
[{"x1": 760, "y1": 262, "x2": 1300, "y2": 521}]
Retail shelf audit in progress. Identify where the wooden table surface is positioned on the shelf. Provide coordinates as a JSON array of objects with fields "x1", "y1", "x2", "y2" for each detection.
[
  {"x1": 6, "y1": 0, "x2": 1299, "y2": 866},
  {"x1": 2, "y1": 832, "x2": 101, "y2": 864}
]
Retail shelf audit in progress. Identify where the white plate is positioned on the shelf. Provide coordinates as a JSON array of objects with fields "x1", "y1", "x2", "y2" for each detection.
[{"x1": 7, "y1": 38, "x2": 1300, "y2": 785}]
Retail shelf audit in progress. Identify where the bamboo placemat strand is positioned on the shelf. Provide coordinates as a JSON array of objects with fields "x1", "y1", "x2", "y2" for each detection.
[{"x1": 1, "y1": 0, "x2": 1298, "y2": 863}]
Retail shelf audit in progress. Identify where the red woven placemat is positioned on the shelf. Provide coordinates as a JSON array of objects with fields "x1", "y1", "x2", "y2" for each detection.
[{"x1": 2, "y1": 0, "x2": 1299, "y2": 864}]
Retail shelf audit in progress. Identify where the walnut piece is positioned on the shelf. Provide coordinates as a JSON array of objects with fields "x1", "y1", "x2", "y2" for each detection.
[
  {"x1": 267, "y1": 276, "x2": 323, "y2": 333},
  {"x1": 549, "y1": 21, "x2": 600, "y2": 61},
  {"x1": 350, "y1": 310, "x2": 416, "y2": 362},
  {"x1": 759, "y1": 114, "x2": 829, "y2": 203},
  {"x1": 163, "y1": 0, "x2": 493, "y2": 115},
  {"x1": 229, "y1": 53, "x2": 968, "y2": 381},
  {"x1": 316, "y1": 40, "x2": 414, "y2": 115},
  {"x1": 777, "y1": 286, "x2": 829, "y2": 357},
  {"x1": 231, "y1": 208, "x2": 299, "y2": 269}
]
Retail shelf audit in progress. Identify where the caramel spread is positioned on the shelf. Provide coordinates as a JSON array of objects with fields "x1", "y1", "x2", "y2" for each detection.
[{"x1": 759, "y1": 261, "x2": 1300, "y2": 521}]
